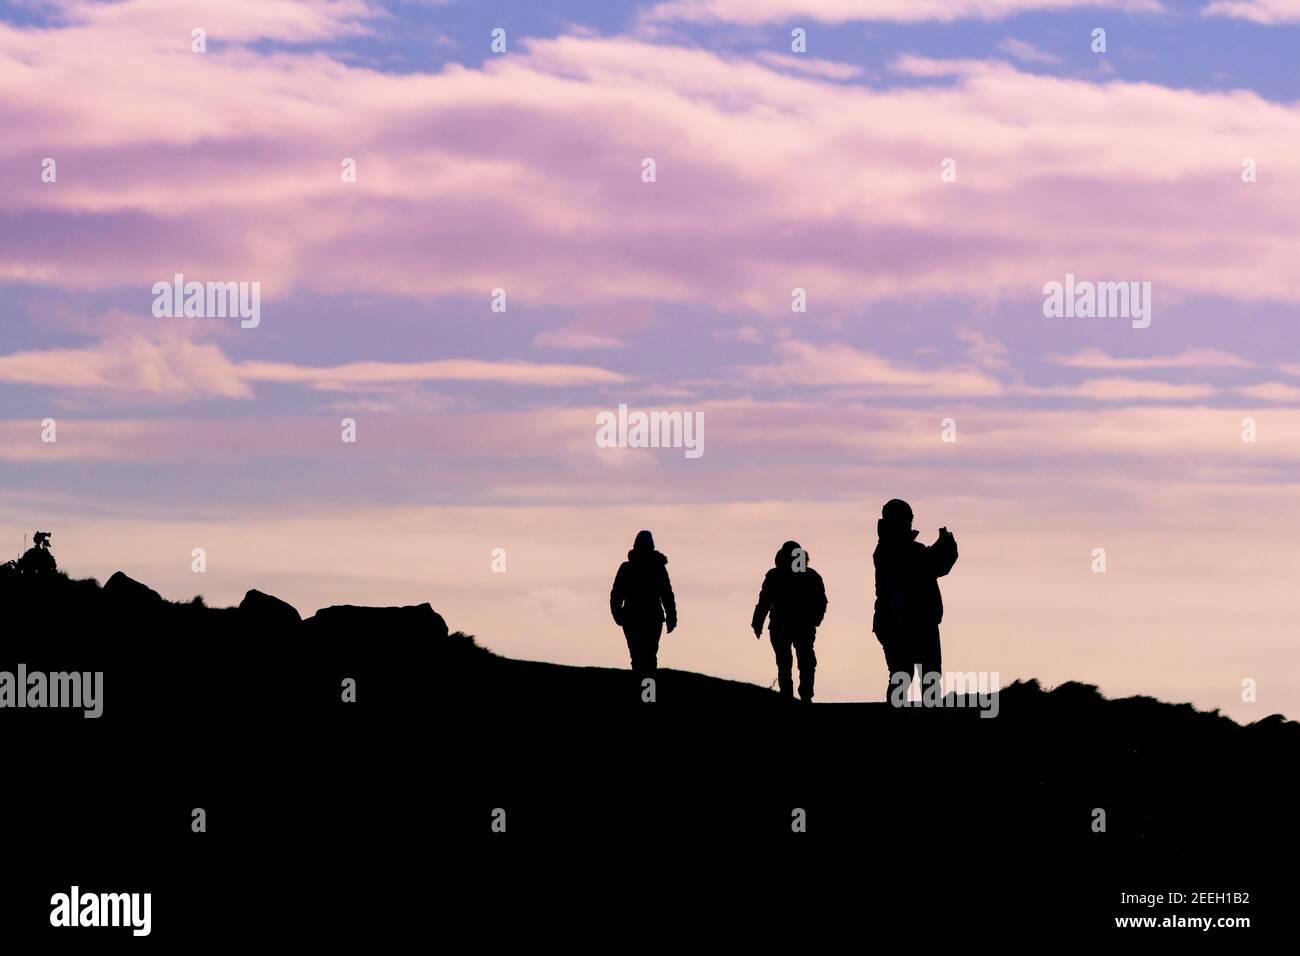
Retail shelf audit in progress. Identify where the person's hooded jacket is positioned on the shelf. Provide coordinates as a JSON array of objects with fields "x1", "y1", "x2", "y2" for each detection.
[
  {"x1": 610, "y1": 531, "x2": 677, "y2": 630},
  {"x1": 752, "y1": 540, "x2": 828, "y2": 634},
  {"x1": 872, "y1": 519, "x2": 957, "y2": 635}
]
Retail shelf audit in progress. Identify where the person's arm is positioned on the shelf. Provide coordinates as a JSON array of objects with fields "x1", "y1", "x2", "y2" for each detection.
[
  {"x1": 751, "y1": 572, "x2": 773, "y2": 638},
  {"x1": 661, "y1": 566, "x2": 677, "y2": 632},
  {"x1": 811, "y1": 571, "x2": 828, "y2": 627},
  {"x1": 610, "y1": 565, "x2": 626, "y2": 625},
  {"x1": 926, "y1": 528, "x2": 958, "y2": 578},
  {"x1": 873, "y1": 551, "x2": 903, "y2": 635}
]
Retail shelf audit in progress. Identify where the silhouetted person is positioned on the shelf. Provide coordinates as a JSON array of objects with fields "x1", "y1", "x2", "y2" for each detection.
[
  {"x1": 18, "y1": 531, "x2": 57, "y2": 577},
  {"x1": 872, "y1": 500, "x2": 957, "y2": 703},
  {"x1": 752, "y1": 540, "x2": 827, "y2": 702},
  {"x1": 610, "y1": 530, "x2": 677, "y2": 689}
]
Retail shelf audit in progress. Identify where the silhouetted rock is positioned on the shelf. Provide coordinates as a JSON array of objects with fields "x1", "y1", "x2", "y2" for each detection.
[
  {"x1": 18, "y1": 538, "x2": 57, "y2": 576},
  {"x1": 239, "y1": 588, "x2": 302, "y2": 627},
  {"x1": 305, "y1": 603, "x2": 449, "y2": 640},
  {"x1": 103, "y1": 570, "x2": 163, "y2": 607}
]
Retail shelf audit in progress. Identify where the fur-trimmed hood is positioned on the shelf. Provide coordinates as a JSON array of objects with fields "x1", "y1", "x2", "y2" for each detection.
[{"x1": 627, "y1": 548, "x2": 668, "y2": 565}]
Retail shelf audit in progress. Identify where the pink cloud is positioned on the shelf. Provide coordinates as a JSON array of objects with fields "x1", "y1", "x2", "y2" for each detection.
[
  {"x1": 645, "y1": 0, "x2": 1164, "y2": 26},
  {"x1": 891, "y1": 54, "x2": 1000, "y2": 77},
  {"x1": 241, "y1": 356, "x2": 630, "y2": 389},
  {"x1": 3, "y1": 16, "x2": 1299, "y2": 312},
  {"x1": 1049, "y1": 347, "x2": 1255, "y2": 370},
  {"x1": 1031, "y1": 377, "x2": 1220, "y2": 401},
  {"x1": 56, "y1": 0, "x2": 382, "y2": 42},
  {"x1": 1235, "y1": 382, "x2": 1300, "y2": 402},
  {"x1": 997, "y1": 37, "x2": 1062, "y2": 65},
  {"x1": 0, "y1": 333, "x2": 630, "y2": 401},
  {"x1": 740, "y1": 340, "x2": 1005, "y2": 394},
  {"x1": 753, "y1": 52, "x2": 868, "y2": 79},
  {"x1": 1203, "y1": 0, "x2": 1300, "y2": 24},
  {"x1": 0, "y1": 333, "x2": 251, "y2": 399},
  {"x1": 737, "y1": 336, "x2": 1240, "y2": 405},
  {"x1": 532, "y1": 326, "x2": 628, "y2": 350}
]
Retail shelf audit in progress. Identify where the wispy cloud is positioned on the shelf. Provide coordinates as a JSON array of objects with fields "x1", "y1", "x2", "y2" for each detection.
[
  {"x1": 1236, "y1": 381, "x2": 1300, "y2": 401},
  {"x1": 1048, "y1": 347, "x2": 1255, "y2": 370},
  {"x1": 241, "y1": 357, "x2": 629, "y2": 390},
  {"x1": 997, "y1": 37, "x2": 1062, "y2": 64},
  {"x1": 645, "y1": 0, "x2": 1164, "y2": 26},
  {"x1": 532, "y1": 326, "x2": 628, "y2": 351},
  {"x1": 957, "y1": 328, "x2": 1012, "y2": 370},
  {"x1": 0, "y1": 334, "x2": 630, "y2": 400},
  {"x1": 739, "y1": 341, "x2": 1005, "y2": 394},
  {"x1": 753, "y1": 51, "x2": 867, "y2": 79},
  {"x1": 1203, "y1": 0, "x2": 1300, "y2": 24},
  {"x1": 0, "y1": 333, "x2": 251, "y2": 399},
  {"x1": 54, "y1": 0, "x2": 383, "y2": 42},
  {"x1": 1030, "y1": 377, "x2": 1219, "y2": 401}
]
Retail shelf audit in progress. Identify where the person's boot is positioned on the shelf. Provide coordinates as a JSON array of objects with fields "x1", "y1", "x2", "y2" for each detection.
[{"x1": 799, "y1": 674, "x2": 814, "y2": 703}]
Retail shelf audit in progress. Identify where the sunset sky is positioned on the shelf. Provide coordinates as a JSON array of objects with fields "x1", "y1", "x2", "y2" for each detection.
[{"x1": 2, "y1": 0, "x2": 1298, "y2": 720}]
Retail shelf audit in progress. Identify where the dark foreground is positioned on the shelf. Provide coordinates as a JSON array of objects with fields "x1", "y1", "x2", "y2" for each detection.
[{"x1": 1, "y1": 570, "x2": 1292, "y2": 943}]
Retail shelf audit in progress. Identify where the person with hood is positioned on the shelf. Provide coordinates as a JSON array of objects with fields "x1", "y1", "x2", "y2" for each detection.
[
  {"x1": 610, "y1": 530, "x2": 677, "y2": 686},
  {"x1": 752, "y1": 540, "x2": 828, "y2": 703},
  {"x1": 872, "y1": 499, "x2": 958, "y2": 703}
]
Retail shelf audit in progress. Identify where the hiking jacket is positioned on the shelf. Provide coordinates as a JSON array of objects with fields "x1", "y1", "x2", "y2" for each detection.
[
  {"x1": 752, "y1": 546, "x2": 828, "y2": 634},
  {"x1": 872, "y1": 522, "x2": 957, "y2": 634},
  {"x1": 610, "y1": 549, "x2": 677, "y2": 629}
]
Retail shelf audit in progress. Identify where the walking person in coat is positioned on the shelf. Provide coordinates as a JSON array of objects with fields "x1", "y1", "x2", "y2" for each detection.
[
  {"x1": 610, "y1": 530, "x2": 677, "y2": 691},
  {"x1": 752, "y1": 540, "x2": 828, "y2": 703}
]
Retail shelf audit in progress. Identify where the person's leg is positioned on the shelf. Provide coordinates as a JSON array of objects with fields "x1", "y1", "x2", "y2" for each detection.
[
  {"x1": 919, "y1": 625, "x2": 942, "y2": 702},
  {"x1": 645, "y1": 620, "x2": 664, "y2": 674},
  {"x1": 623, "y1": 624, "x2": 641, "y2": 670},
  {"x1": 624, "y1": 623, "x2": 651, "y2": 692},
  {"x1": 769, "y1": 630, "x2": 795, "y2": 698},
  {"x1": 884, "y1": 639, "x2": 918, "y2": 706},
  {"x1": 793, "y1": 629, "x2": 817, "y2": 702}
]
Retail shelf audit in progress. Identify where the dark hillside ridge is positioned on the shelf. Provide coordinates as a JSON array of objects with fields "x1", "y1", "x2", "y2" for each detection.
[
  {"x1": 3, "y1": 568, "x2": 1292, "y2": 844},
  {"x1": 1, "y1": 567, "x2": 1294, "y2": 935}
]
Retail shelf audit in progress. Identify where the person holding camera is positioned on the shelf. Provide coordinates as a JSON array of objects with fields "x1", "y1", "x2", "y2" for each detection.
[{"x1": 871, "y1": 500, "x2": 958, "y2": 704}]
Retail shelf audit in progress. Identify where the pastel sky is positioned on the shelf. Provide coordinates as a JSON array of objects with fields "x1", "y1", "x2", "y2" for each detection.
[{"x1": 3, "y1": 0, "x2": 1298, "y2": 720}]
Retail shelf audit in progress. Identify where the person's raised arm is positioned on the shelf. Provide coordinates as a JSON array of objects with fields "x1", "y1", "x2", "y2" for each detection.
[{"x1": 926, "y1": 528, "x2": 958, "y2": 578}]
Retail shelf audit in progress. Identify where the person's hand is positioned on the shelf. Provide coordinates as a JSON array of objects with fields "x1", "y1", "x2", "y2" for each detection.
[
  {"x1": 666, "y1": 620, "x2": 677, "y2": 634},
  {"x1": 752, "y1": 624, "x2": 762, "y2": 640}
]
